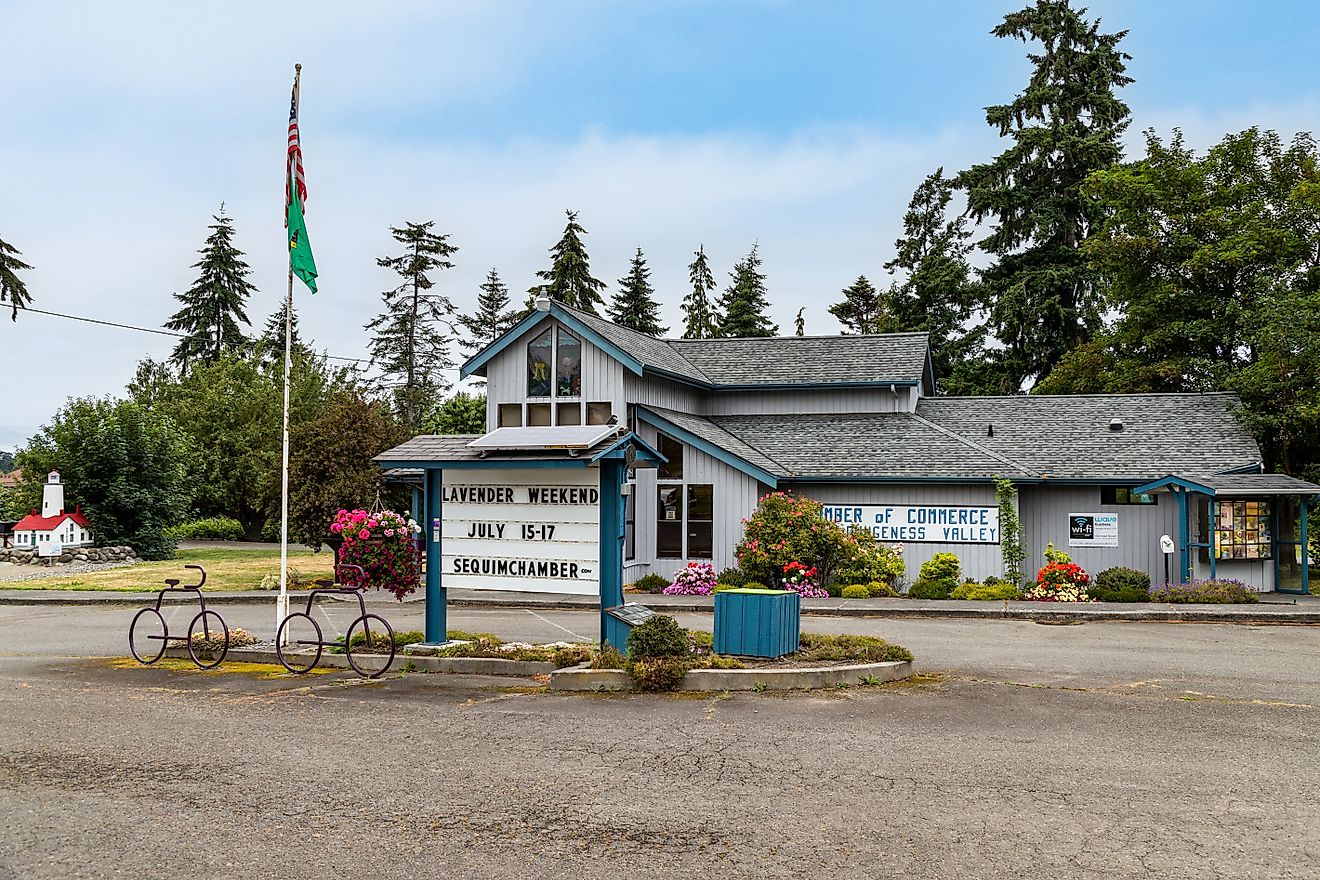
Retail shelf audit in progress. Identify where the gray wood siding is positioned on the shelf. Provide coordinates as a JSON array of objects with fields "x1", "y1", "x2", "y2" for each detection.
[
  {"x1": 793, "y1": 482, "x2": 1002, "y2": 584},
  {"x1": 483, "y1": 320, "x2": 626, "y2": 431},
  {"x1": 623, "y1": 373, "x2": 701, "y2": 416},
  {"x1": 1018, "y1": 485, "x2": 1181, "y2": 588},
  {"x1": 701, "y1": 387, "x2": 908, "y2": 415},
  {"x1": 624, "y1": 422, "x2": 763, "y2": 582}
]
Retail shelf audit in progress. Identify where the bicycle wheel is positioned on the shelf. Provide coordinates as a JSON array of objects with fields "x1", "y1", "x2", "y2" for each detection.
[
  {"x1": 275, "y1": 611, "x2": 323, "y2": 674},
  {"x1": 186, "y1": 609, "x2": 229, "y2": 670},
  {"x1": 345, "y1": 614, "x2": 394, "y2": 679},
  {"x1": 129, "y1": 607, "x2": 168, "y2": 665}
]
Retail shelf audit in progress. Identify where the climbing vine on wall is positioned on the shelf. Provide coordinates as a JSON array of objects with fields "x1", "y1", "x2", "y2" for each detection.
[{"x1": 995, "y1": 477, "x2": 1026, "y2": 585}]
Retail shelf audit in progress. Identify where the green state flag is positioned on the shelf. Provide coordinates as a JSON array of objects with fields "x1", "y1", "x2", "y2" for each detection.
[{"x1": 287, "y1": 180, "x2": 318, "y2": 293}]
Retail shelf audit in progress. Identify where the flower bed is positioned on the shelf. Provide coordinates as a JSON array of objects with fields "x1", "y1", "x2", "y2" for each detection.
[{"x1": 1150, "y1": 579, "x2": 1260, "y2": 604}]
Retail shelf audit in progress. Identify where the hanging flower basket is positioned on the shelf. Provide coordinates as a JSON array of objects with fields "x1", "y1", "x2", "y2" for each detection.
[{"x1": 329, "y1": 508, "x2": 422, "y2": 601}]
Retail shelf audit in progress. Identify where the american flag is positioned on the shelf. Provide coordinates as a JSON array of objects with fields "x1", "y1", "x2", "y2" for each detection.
[{"x1": 286, "y1": 74, "x2": 307, "y2": 219}]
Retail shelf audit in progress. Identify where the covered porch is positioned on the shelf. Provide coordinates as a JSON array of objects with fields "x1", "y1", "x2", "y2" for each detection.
[{"x1": 1132, "y1": 473, "x2": 1319, "y2": 594}]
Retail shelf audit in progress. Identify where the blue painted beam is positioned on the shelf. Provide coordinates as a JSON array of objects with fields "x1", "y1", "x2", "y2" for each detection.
[
  {"x1": 598, "y1": 458, "x2": 626, "y2": 650},
  {"x1": 1176, "y1": 487, "x2": 1190, "y2": 584},
  {"x1": 424, "y1": 468, "x2": 446, "y2": 644}
]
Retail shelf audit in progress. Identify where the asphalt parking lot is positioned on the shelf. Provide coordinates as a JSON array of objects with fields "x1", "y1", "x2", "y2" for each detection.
[{"x1": 0, "y1": 603, "x2": 1317, "y2": 879}]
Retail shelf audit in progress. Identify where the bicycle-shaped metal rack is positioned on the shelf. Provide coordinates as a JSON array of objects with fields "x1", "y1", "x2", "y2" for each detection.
[
  {"x1": 275, "y1": 564, "x2": 395, "y2": 678},
  {"x1": 128, "y1": 564, "x2": 229, "y2": 669}
]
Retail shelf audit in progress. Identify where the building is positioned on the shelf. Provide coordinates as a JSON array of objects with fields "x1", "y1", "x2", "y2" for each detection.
[
  {"x1": 11, "y1": 471, "x2": 94, "y2": 556},
  {"x1": 377, "y1": 298, "x2": 1316, "y2": 624},
  {"x1": 0, "y1": 468, "x2": 22, "y2": 490}
]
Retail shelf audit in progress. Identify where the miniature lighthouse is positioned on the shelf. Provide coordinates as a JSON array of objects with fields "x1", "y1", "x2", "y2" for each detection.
[{"x1": 41, "y1": 471, "x2": 65, "y2": 518}]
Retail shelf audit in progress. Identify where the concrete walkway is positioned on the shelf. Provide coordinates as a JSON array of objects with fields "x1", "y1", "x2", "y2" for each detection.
[{"x1": 1, "y1": 584, "x2": 1317, "y2": 623}]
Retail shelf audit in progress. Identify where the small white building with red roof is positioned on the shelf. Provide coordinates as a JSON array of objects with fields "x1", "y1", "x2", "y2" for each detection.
[{"x1": 12, "y1": 471, "x2": 94, "y2": 556}]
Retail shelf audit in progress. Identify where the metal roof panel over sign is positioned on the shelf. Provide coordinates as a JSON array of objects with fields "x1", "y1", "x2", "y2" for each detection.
[{"x1": 467, "y1": 425, "x2": 618, "y2": 451}]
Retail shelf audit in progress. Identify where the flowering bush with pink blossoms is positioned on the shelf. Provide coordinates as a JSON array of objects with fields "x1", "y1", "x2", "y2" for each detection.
[
  {"x1": 779, "y1": 561, "x2": 828, "y2": 598},
  {"x1": 330, "y1": 508, "x2": 421, "y2": 601},
  {"x1": 662, "y1": 562, "x2": 718, "y2": 596}
]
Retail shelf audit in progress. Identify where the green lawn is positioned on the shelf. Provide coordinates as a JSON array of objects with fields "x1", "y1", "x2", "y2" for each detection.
[{"x1": 6, "y1": 547, "x2": 335, "y2": 592}]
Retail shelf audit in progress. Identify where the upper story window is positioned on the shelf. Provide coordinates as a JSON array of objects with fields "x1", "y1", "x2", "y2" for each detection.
[
  {"x1": 657, "y1": 433, "x2": 683, "y2": 481},
  {"x1": 527, "y1": 326, "x2": 582, "y2": 399},
  {"x1": 1101, "y1": 487, "x2": 1157, "y2": 506}
]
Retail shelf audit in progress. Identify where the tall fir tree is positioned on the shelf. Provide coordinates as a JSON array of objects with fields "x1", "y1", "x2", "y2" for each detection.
[
  {"x1": 607, "y1": 248, "x2": 668, "y2": 335},
  {"x1": 717, "y1": 244, "x2": 778, "y2": 338},
  {"x1": 829, "y1": 276, "x2": 893, "y2": 335},
  {"x1": 681, "y1": 245, "x2": 719, "y2": 339},
  {"x1": 528, "y1": 210, "x2": 606, "y2": 314},
  {"x1": 0, "y1": 234, "x2": 33, "y2": 322},
  {"x1": 457, "y1": 268, "x2": 519, "y2": 356},
  {"x1": 883, "y1": 168, "x2": 984, "y2": 392},
  {"x1": 365, "y1": 220, "x2": 458, "y2": 431},
  {"x1": 794, "y1": 308, "x2": 805, "y2": 336},
  {"x1": 255, "y1": 300, "x2": 310, "y2": 371},
  {"x1": 956, "y1": 0, "x2": 1132, "y2": 392},
  {"x1": 164, "y1": 208, "x2": 256, "y2": 372}
]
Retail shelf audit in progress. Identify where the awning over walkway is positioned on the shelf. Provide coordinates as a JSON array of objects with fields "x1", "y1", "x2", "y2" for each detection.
[{"x1": 1133, "y1": 473, "x2": 1320, "y2": 497}]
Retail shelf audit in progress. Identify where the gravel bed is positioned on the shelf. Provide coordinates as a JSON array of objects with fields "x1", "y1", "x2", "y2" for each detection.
[{"x1": 0, "y1": 559, "x2": 140, "y2": 583}]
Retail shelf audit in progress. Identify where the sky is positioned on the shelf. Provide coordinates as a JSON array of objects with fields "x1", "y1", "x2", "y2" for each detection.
[{"x1": 2, "y1": 0, "x2": 1318, "y2": 452}]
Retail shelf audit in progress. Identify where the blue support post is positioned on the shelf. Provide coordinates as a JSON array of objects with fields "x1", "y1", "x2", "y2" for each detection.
[
  {"x1": 597, "y1": 459, "x2": 626, "y2": 650},
  {"x1": 424, "y1": 467, "x2": 446, "y2": 644},
  {"x1": 1176, "y1": 487, "x2": 1189, "y2": 584},
  {"x1": 1302, "y1": 498, "x2": 1311, "y2": 595},
  {"x1": 1208, "y1": 496, "x2": 1217, "y2": 580}
]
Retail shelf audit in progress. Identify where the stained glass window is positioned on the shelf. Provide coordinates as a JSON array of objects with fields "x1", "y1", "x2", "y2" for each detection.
[
  {"x1": 1215, "y1": 499, "x2": 1272, "y2": 560},
  {"x1": 527, "y1": 329, "x2": 553, "y2": 397},
  {"x1": 556, "y1": 328, "x2": 582, "y2": 397}
]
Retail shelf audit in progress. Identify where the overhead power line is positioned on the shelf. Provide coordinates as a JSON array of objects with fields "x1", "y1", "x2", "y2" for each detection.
[{"x1": 18, "y1": 306, "x2": 371, "y2": 365}]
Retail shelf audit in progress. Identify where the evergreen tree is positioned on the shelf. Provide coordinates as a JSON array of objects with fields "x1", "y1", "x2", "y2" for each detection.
[
  {"x1": 794, "y1": 308, "x2": 805, "y2": 336},
  {"x1": 883, "y1": 168, "x2": 984, "y2": 392},
  {"x1": 365, "y1": 220, "x2": 458, "y2": 431},
  {"x1": 681, "y1": 245, "x2": 719, "y2": 339},
  {"x1": 957, "y1": 0, "x2": 1132, "y2": 391},
  {"x1": 717, "y1": 244, "x2": 778, "y2": 337},
  {"x1": 457, "y1": 269, "x2": 519, "y2": 356},
  {"x1": 829, "y1": 276, "x2": 891, "y2": 335},
  {"x1": 607, "y1": 248, "x2": 668, "y2": 335},
  {"x1": 0, "y1": 235, "x2": 33, "y2": 322},
  {"x1": 256, "y1": 300, "x2": 310, "y2": 370},
  {"x1": 528, "y1": 210, "x2": 606, "y2": 314},
  {"x1": 164, "y1": 208, "x2": 256, "y2": 372}
]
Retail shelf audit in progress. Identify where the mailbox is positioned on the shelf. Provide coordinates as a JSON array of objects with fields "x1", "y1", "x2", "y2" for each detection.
[
  {"x1": 714, "y1": 589, "x2": 800, "y2": 658},
  {"x1": 603, "y1": 603, "x2": 656, "y2": 653}
]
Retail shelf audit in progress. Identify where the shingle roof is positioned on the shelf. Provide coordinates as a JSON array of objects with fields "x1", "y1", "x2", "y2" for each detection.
[
  {"x1": 1194, "y1": 474, "x2": 1320, "y2": 494},
  {"x1": 558, "y1": 304, "x2": 929, "y2": 388},
  {"x1": 915, "y1": 393, "x2": 1261, "y2": 480},
  {"x1": 638, "y1": 406, "x2": 793, "y2": 478}
]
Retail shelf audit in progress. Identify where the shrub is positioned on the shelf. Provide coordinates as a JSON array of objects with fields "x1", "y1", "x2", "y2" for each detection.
[
  {"x1": 626, "y1": 615, "x2": 690, "y2": 660},
  {"x1": 1091, "y1": 567, "x2": 1152, "y2": 602},
  {"x1": 832, "y1": 568, "x2": 873, "y2": 587},
  {"x1": 908, "y1": 578, "x2": 956, "y2": 600},
  {"x1": 841, "y1": 585, "x2": 871, "y2": 599},
  {"x1": 167, "y1": 516, "x2": 245, "y2": 542},
  {"x1": 629, "y1": 657, "x2": 691, "y2": 691},
  {"x1": 713, "y1": 581, "x2": 748, "y2": 593},
  {"x1": 950, "y1": 582, "x2": 1022, "y2": 601},
  {"x1": 779, "y1": 561, "x2": 828, "y2": 598},
  {"x1": 797, "y1": 632, "x2": 913, "y2": 664},
  {"x1": 347, "y1": 628, "x2": 426, "y2": 652},
  {"x1": 592, "y1": 644, "x2": 626, "y2": 670},
  {"x1": 716, "y1": 568, "x2": 751, "y2": 586},
  {"x1": 865, "y1": 581, "x2": 898, "y2": 598},
  {"x1": 662, "y1": 562, "x2": 718, "y2": 596},
  {"x1": 1150, "y1": 579, "x2": 1259, "y2": 604},
  {"x1": 629, "y1": 573, "x2": 670, "y2": 594},
  {"x1": 735, "y1": 491, "x2": 901, "y2": 587},
  {"x1": 919, "y1": 552, "x2": 962, "y2": 583},
  {"x1": 1024, "y1": 544, "x2": 1091, "y2": 602},
  {"x1": 838, "y1": 528, "x2": 906, "y2": 586}
]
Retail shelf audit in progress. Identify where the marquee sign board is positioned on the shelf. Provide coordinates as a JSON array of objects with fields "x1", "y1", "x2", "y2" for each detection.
[
  {"x1": 441, "y1": 468, "x2": 601, "y2": 595},
  {"x1": 821, "y1": 504, "x2": 1000, "y2": 544},
  {"x1": 1067, "y1": 512, "x2": 1119, "y2": 548}
]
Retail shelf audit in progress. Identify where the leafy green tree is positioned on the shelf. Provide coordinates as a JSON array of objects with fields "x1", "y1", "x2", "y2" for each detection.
[
  {"x1": 125, "y1": 358, "x2": 177, "y2": 412},
  {"x1": 829, "y1": 275, "x2": 891, "y2": 335},
  {"x1": 0, "y1": 450, "x2": 14, "y2": 473},
  {"x1": 164, "y1": 208, "x2": 257, "y2": 372},
  {"x1": 287, "y1": 393, "x2": 407, "y2": 547},
  {"x1": 607, "y1": 248, "x2": 668, "y2": 335},
  {"x1": 0, "y1": 235, "x2": 33, "y2": 322},
  {"x1": 957, "y1": 0, "x2": 1132, "y2": 391},
  {"x1": 882, "y1": 168, "x2": 984, "y2": 391},
  {"x1": 529, "y1": 210, "x2": 607, "y2": 314},
  {"x1": 717, "y1": 244, "x2": 777, "y2": 337},
  {"x1": 457, "y1": 269, "x2": 519, "y2": 357},
  {"x1": 423, "y1": 392, "x2": 487, "y2": 434},
  {"x1": 681, "y1": 245, "x2": 719, "y2": 339},
  {"x1": 15, "y1": 398, "x2": 189, "y2": 559},
  {"x1": 366, "y1": 220, "x2": 458, "y2": 431}
]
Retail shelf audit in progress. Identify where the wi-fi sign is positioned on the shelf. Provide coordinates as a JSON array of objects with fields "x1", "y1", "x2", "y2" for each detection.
[{"x1": 1070, "y1": 515, "x2": 1094, "y2": 540}]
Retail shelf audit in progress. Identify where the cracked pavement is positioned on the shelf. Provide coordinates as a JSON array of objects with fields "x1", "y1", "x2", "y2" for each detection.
[{"x1": 0, "y1": 604, "x2": 1317, "y2": 879}]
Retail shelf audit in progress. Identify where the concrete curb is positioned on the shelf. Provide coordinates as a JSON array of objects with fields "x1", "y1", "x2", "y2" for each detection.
[
  {"x1": 550, "y1": 660, "x2": 915, "y2": 692},
  {"x1": 162, "y1": 645, "x2": 556, "y2": 676}
]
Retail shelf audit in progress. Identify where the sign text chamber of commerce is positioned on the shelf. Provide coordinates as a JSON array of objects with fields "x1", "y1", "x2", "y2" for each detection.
[
  {"x1": 821, "y1": 504, "x2": 1000, "y2": 544},
  {"x1": 441, "y1": 469, "x2": 600, "y2": 595}
]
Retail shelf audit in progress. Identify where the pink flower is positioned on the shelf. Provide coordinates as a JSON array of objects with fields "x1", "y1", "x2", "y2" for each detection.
[
  {"x1": 358, "y1": 529, "x2": 370, "y2": 539},
  {"x1": 384, "y1": 528, "x2": 394, "y2": 537},
  {"x1": 330, "y1": 522, "x2": 342, "y2": 534}
]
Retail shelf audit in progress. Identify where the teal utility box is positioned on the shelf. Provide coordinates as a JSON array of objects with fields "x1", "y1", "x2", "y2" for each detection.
[{"x1": 714, "y1": 589, "x2": 800, "y2": 658}]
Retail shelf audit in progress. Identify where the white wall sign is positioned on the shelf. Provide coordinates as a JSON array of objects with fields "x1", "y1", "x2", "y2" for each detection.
[
  {"x1": 442, "y1": 468, "x2": 600, "y2": 595},
  {"x1": 821, "y1": 504, "x2": 1000, "y2": 544},
  {"x1": 1067, "y1": 512, "x2": 1119, "y2": 548}
]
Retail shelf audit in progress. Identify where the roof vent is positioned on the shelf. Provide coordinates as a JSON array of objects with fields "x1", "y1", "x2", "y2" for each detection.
[
  {"x1": 987, "y1": 424, "x2": 994, "y2": 437},
  {"x1": 534, "y1": 294, "x2": 552, "y2": 312},
  {"x1": 1109, "y1": 418, "x2": 1124, "y2": 433}
]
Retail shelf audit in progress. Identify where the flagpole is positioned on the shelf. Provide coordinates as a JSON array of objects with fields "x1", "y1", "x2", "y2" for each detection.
[{"x1": 277, "y1": 63, "x2": 301, "y2": 644}]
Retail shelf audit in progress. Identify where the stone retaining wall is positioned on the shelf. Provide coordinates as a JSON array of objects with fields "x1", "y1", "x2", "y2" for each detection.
[{"x1": 0, "y1": 545, "x2": 139, "y2": 566}]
